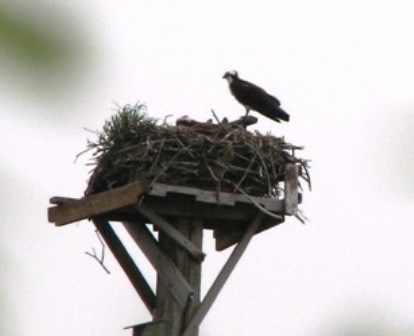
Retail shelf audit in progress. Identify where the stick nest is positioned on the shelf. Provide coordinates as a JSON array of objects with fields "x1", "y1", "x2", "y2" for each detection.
[{"x1": 83, "y1": 104, "x2": 311, "y2": 198}]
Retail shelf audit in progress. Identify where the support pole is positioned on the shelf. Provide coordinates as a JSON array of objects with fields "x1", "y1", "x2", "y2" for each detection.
[
  {"x1": 182, "y1": 212, "x2": 264, "y2": 336},
  {"x1": 122, "y1": 220, "x2": 194, "y2": 309},
  {"x1": 92, "y1": 218, "x2": 156, "y2": 313},
  {"x1": 153, "y1": 218, "x2": 203, "y2": 336}
]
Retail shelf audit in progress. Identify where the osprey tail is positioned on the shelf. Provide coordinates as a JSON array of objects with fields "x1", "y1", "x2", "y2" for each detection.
[
  {"x1": 275, "y1": 106, "x2": 290, "y2": 122},
  {"x1": 259, "y1": 105, "x2": 290, "y2": 123}
]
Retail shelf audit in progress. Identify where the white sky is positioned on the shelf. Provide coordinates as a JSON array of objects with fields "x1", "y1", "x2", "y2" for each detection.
[{"x1": 1, "y1": 1, "x2": 414, "y2": 335}]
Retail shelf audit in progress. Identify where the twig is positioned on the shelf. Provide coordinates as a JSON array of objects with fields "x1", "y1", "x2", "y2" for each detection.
[
  {"x1": 234, "y1": 153, "x2": 257, "y2": 192},
  {"x1": 74, "y1": 147, "x2": 91, "y2": 163},
  {"x1": 294, "y1": 208, "x2": 309, "y2": 224},
  {"x1": 149, "y1": 139, "x2": 165, "y2": 171},
  {"x1": 229, "y1": 181, "x2": 284, "y2": 221},
  {"x1": 210, "y1": 109, "x2": 220, "y2": 124},
  {"x1": 85, "y1": 230, "x2": 111, "y2": 274},
  {"x1": 163, "y1": 114, "x2": 173, "y2": 125}
]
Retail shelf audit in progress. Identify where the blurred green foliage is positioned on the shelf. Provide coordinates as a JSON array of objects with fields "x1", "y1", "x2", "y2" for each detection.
[
  {"x1": 0, "y1": 9, "x2": 68, "y2": 68},
  {"x1": 0, "y1": 2, "x2": 94, "y2": 109}
]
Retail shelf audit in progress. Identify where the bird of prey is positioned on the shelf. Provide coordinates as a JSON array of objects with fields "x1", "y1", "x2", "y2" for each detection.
[{"x1": 223, "y1": 70, "x2": 290, "y2": 123}]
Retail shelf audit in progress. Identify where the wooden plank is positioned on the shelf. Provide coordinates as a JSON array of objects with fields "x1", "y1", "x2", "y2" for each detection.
[
  {"x1": 122, "y1": 220, "x2": 194, "y2": 309},
  {"x1": 152, "y1": 217, "x2": 204, "y2": 336},
  {"x1": 124, "y1": 321, "x2": 166, "y2": 336},
  {"x1": 152, "y1": 230, "x2": 178, "y2": 329},
  {"x1": 48, "y1": 181, "x2": 148, "y2": 226},
  {"x1": 137, "y1": 206, "x2": 205, "y2": 262},
  {"x1": 92, "y1": 218, "x2": 156, "y2": 313},
  {"x1": 285, "y1": 164, "x2": 299, "y2": 215},
  {"x1": 182, "y1": 213, "x2": 264, "y2": 336},
  {"x1": 150, "y1": 183, "x2": 284, "y2": 211},
  {"x1": 214, "y1": 215, "x2": 284, "y2": 251},
  {"x1": 50, "y1": 196, "x2": 77, "y2": 205},
  {"x1": 182, "y1": 218, "x2": 203, "y2": 336},
  {"x1": 131, "y1": 194, "x2": 271, "y2": 222}
]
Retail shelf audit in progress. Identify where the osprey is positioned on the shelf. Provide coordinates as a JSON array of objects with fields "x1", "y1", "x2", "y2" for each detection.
[{"x1": 223, "y1": 70, "x2": 290, "y2": 123}]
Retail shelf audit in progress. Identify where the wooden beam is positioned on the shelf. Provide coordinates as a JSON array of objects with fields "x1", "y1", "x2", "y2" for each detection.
[
  {"x1": 92, "y1": 218, "x2": 156, "y2": 313},
  {"x1": 48, "y1": 181, "x2": 148, "y2": 226},
  {"x1": 124, "y1": 321, "x2": 166, "y2": 336},
  {"x1": 150, "y1": 183, "x2": 283, "y2": 211},
  {"x1": 137, "y1": 206, "x2": 205, "y2": 262},
  {"x1": 122, "y1": 220, "x2": 194, "y2": 309},
  {"x1": 214, "y1": 215, "x2": 284, "y2": 251},
  {"x1": 152, "y1": 217, "x2": 203, "y2": 336},
  {"x1": 182, "y1": 218, "x2": 203, "y2": 336},
  {"x1": 182, "y1": 212, "x2": 264, "y2": 336},
  {"x1": 285, "y1": 164, "x2": 299, "y2": 215}
]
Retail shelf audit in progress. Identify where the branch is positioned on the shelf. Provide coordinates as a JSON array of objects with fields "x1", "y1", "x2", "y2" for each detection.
[{"x1": 85, "y1": 230, "x2": 111, "y2": 274}]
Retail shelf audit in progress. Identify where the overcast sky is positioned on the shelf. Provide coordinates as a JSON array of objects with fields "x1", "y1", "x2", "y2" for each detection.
[{"x1": 1, "y1": 1, "x2": 414, "y2": 335}]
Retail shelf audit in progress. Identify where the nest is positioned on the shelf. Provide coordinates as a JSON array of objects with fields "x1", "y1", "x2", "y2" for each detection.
[{"x1": 83, "y1": 104, "x2": 311, "y2": 199}]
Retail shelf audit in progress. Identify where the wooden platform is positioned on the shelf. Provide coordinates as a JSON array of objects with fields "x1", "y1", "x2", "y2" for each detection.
[
  {"x1": 47, "y1": 164, "x2": 300, "y2": 336},
  {"x1": 48, "y1": 164, "x2": 299, "y2": 250}
]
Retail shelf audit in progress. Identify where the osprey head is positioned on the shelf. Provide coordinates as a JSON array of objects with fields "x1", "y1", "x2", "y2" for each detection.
[{"x1": 223, "y1": 70, "x2": 238, "y2": 84}]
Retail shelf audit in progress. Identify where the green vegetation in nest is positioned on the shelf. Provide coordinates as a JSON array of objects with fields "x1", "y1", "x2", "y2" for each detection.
[{"x1": 82, "y1": 103, "x2": 311, "y2": 198}]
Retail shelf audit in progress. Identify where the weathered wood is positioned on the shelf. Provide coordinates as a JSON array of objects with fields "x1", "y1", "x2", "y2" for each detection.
[
  {"x1": 150, "y1": 183, "x2": 283, "y2": 211},
  {"x1": 124, "y1": 321, "x2": 166, "y2": 336},
  {"x1": 92, "y1": 218, "x2": 156, "y2": 313},
  {"x1": 122, "y1": 220, "x2": 194, "y2": 309},
  {"x1": 182, "y1": 218, "x2": 203, "y2": 336},
  {"x1": 137, "y1": 206, "x2": 205, "y2": 262},
  {"x1": 214, "y1": 215, "x2": 284, "y2": 251},
  {"x1": 48, "y1": 181, "x2": 148, "y2": 226},
  {"x1": 50, "y1": 196, "x2": 77, "y2": 205},
  {"x1": 126, "y1": 193, "x2": 278, "y2": 225},
  {"x1": 285, "y1": 164, "x2": 299, "y2": 215},
  {"x1": 182, "y1": 213, "x2": 264, "y2": 336},
  {"x1": 152, "y1": 218, "x2": 203, "y2": 336}
]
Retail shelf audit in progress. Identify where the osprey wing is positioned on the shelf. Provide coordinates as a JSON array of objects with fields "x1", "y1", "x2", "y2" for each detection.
[
  {"x1": 231, "y1": 79, "x2": 281, "y2": 108},
  {"x1": 230, "y1": 78, "x2": 289, "y2": 123}
]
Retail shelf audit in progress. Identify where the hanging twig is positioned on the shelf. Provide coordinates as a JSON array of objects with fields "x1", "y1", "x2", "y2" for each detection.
[
  {"x1": 85, "y1": 230, "x2": 111, "y2": 274},
  {"x1": 228, "y1": 181, "x2": 284, "y2": 221}
]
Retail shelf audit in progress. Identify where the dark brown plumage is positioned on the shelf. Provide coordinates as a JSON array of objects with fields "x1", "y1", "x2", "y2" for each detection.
[{"x1": 223, "y1": 70, "x2": 290, "y2": 123}]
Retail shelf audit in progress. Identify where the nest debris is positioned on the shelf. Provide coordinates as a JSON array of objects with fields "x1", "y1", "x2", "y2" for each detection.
[{"x1": 83, "y1": 104, "x2": 311, "y2": 200}]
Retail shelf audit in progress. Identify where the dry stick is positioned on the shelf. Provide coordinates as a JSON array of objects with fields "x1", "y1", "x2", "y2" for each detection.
[
  {"x1": 233, "y1": 152, "x2": 251, "y2": 162},
  {"x1": 209, "y1": 160, "x2": 283, "y2": 221},
  {"x1": 163, "y1": 114, "x2": 173, "y2": 125},
  {"x1": 85, "y1": 230, "x2": 111, "y2": 274},
  {"x1": 256, "y1": 150, "x2": 272, "y2": 196},
  {"x1": 206, "y1": 162, "x2": 221, "y2": 201},
  {"x1": 172, "y1": 132, "x2": 195, "y2": 159},
  {"x1": 246, "y1": 140, "x2": 273, "y2": 196},
  {"x1": 228, "y1": 182, "x2": 283, "y2": 221},
  {"x1": 268, "y1": 148, "x2": 279, "y2": 187},
  {"x1": 233, "y1": 153, "x2": 258, "y2": 193},
  {"x1": 211, "y1": 109, "x2": 221, "y2": 123},
  {"x1": 149, "y1": 143, "x2": 193, "y2": 187},
  {"x1": 149, "y1": 139, "x2": 165, "y2": 171},
  {"x1": 302, "y1": 163, "x2": 312, "y2": 191}
]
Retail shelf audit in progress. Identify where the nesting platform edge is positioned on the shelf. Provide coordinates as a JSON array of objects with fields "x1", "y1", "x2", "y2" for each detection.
[{"x1": 48, "y1": 164, "x2": 299, "y2": 250}]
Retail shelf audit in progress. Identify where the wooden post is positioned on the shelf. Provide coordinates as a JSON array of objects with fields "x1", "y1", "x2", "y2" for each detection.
[
  {"x1": 182, "y1": 212, "x2": 263, "y2": 336},
  {"x1": 153, "y1": 217, "x2": 203, "y2": 336},
  {"x1": 92, "y1": 218, "x2": 156, "y2": 313},
  {"x1": 122, "y1": 220, "x2": 193, "y2": 309}
]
